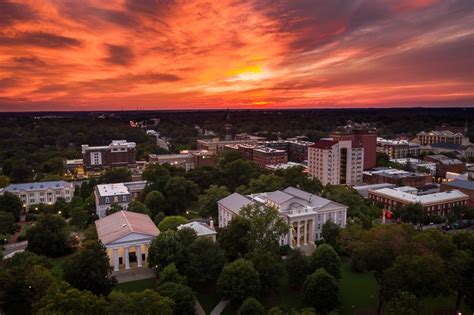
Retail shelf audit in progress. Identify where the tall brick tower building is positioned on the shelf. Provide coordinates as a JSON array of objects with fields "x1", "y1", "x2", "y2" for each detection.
[{"x1": 330, "y1": 123, "x2": 377, "y2": 170}]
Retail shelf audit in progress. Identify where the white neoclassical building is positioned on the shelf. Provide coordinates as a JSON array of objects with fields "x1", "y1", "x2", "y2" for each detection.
[
  {"x1": 218, "y1": 187, "x2": 348, "y2": 249},
  {"x1": 95, "y1": 211, "x2": 160, "y2": 271}
]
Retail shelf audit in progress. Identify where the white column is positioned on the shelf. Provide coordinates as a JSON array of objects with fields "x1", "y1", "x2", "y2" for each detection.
[
  {"x1": 113, "y1": 248, "x2": 119, "y2": 271},
  {"x1": 303, "y1": 220, "x2": 308, "y2": 245},
  {"x1": 136, "y1": 244, "x2": 142, "y2": 268},
  {"x1": 289, "y1": 224, "x2": 293, "y2": 248},
  {"x1": 296, "y1": 221, "x2": 301, "y2": 247},
  {"x1": 124, "y1": 246, "x2": 130, "y2": 270}
]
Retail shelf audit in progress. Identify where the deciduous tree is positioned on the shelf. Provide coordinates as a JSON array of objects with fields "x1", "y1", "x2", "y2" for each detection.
[
  {"x1": 303, "y1": 269, "x2": 339, "y2": 314},
  {"x1": 238, "y1": 297, "x2": 264, "y2": 315},
  {"x1": 188, "y1": 238, "x2": 226, "y2": 284},
  {"x1": 62, "y1": 241, "x2": 116, "y2": 296},
  {"x1": 26, "y1": 214, "x2": 70, "y2": 257},
  {"x1": 217, "y1": 259, "x2": 261, "y2": 302},
  {"x1": 309, "y1": 244, "x2": 342, "y2": 279}
]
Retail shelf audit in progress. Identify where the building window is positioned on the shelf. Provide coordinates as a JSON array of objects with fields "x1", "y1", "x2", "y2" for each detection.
[
  {"x1": 105, "y1": 197, "x2": 110, "y2": 203},
  {"x1": 122, "y1": 196, "x2": 127, "y2": 202}
]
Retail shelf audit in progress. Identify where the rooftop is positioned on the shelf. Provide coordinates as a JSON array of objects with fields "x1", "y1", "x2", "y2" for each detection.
[
  {"x1": 2, "y1": 180, "x2": 73, "y2": 193},
  {"x1": 253, "y1": 146, "x2": 286, "y2": 153},
  {"x1": 443, "y1": 179, "x2": 474, "y2": 190},
  {"x1": 370, "y1": 188, "x2": 468, "y2": 205},
  {"x1": 311, "y1": 139, "x2": 339, "y2": 150},
  {"x1": 426, "y1": 155, "x2": 463, "y2": 165},
  {"x1": 178, "y1": 221, "x2": 216, "y2": 237},
  {"x1": 96, "y1": 183, "x2": 130, "y2": 197},
  {"x1": 218, "y1": 192, "x2": 254, "y2": 214},
  {"x1": 418, "y1": 130, "x2": 463, "y2": 137},
  {"x1": 95, "y1": 210, "x2": 159, "y2": 245}
]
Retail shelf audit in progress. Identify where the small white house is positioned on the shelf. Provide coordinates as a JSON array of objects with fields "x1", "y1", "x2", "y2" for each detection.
[{"x1": 177, "y1": 221, "x2": 217, "y2": 242}]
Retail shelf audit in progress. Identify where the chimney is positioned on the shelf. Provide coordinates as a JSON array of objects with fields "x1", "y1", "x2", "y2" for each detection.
[{"x1": 209, "y1": 219, "x2": 214, "y2": 229}]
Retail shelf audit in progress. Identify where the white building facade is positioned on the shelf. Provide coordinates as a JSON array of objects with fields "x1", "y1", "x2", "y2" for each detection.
[
  {"x1": 217, "y1": 187, "x2": 348, "y2": 249},
  {"x1": 95, "y1": 211, "x2": 160, "y2": 271},
  {"x1": 0, "y1": 181, "x2": 75, "y2": 208},
  {"x1": 308, "y1": 139, "x2": 363, "y2": 186}
]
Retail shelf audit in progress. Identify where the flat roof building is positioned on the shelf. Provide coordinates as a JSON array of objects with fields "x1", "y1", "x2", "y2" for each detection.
[
  {"x1": 368, "y1": 187, "x2": 468, "y2": 216},
  {"x1": 363, "y1": 168, "x2": 432, "y2": 188},
  {"x1": 424, "y1": 155, "x2": 466, "y2": 178}
]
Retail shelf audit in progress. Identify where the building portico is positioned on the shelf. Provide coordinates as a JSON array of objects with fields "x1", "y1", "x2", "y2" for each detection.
[{"x1": 95, "y1": 210, "x2": 160, "y2": 271}]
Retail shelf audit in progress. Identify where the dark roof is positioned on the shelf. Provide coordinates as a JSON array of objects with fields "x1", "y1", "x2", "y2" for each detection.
[
  {"x1": 444, "y1": 179, "x2": 474, "y2": 191},
  {"x1": 311, "y1": 139, "x2": 338, "y2": 150},
  {"x1": 429, "y1": 142, "x2": 463, "y2": 150}
]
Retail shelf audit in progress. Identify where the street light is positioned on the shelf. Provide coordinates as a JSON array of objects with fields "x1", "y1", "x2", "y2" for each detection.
[{"x1": 58, "y1": 211, "x2": 62, "y2": 215}]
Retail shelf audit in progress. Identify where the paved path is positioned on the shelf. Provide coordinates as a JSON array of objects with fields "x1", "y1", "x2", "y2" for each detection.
[
  {"x1": 3, "y1": 241, "x2": 28, "y2": 257},
  {"x1": 112, "y1": 267, "x2": 155, "y2": 283},
  {"x1": 210, "y1": 300, "x2": 229, "y2": 315},
  {"x1": 195, "y1": 300, "x2": 206, "y2": 315}
]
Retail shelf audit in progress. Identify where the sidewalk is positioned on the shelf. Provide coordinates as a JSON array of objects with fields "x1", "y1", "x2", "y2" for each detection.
[
  {"x1": 112, "y1": 267, "x2": 155, "y2": 283},
  {"x1": 210, "y1": 300, "x2": 229, "y2": 315}
]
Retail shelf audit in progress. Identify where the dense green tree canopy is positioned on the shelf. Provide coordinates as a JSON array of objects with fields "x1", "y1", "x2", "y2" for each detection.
[
  {"x1": 127, "y1": 200, "x2": 151, "y2": 216},
  {"x1": 100, "y1": 167, "x2": 132, "y2": 184},
  {"x1": 26, "y1": 214, "x2": 70, "y2": 257},
  {"x1": 107, "y1": 289, "x2": 173, "y2": 314},
  {"x1": 238, "y1": 297, "x2": 265, "y2": 315},
  {"x1": 144, "y1": 190, "x2": 165, "y2": 217},
  {"x1": 188, "y1": 238, "x2": 226, "y2": 284},
  {"x1": 239, "y1": 204, "x2": 289, "y2": 253},
  {"x1": 217, "y1": 258, "x2": 261, "y2": 302},
  {"x1": 33, "y1": 281, "x2": 106, "y2": 315},
  {"x1": 286, "y1": 249, "x2": 311, "y2": 288},
  {"x1": 247, "y1": 250, "x2": 283, "y2": 290},
  {"x1": 158, "y1": 216, "x2": 188, "y2": 232},
  {"x1": 303, "y1": 269, "x2": 339, "y2": 314},
  {"x1": 157, "y1": 282, "x2": 195, "y2": 315},
  {"x1": 62, "y1": 241, "x2": 116, "y2": 296},
  {"x1": 197, "y1": 185, "x2": 230, "y2": 219},
  {"x1": 0, "y1": 252, "x2": 54, "y2": 305},
  {"x1": 309, "y1": 244, "x2": 342, "y2": 279},
  {"x1": 0, "y1": 192, "x2": 23, "y2": 221},
  {"x1": 164, "y1": 176, "x2": 199, "y2": 214},
  {"x1": 218, "y1": 216, "x2": 254, "y2": 261}
]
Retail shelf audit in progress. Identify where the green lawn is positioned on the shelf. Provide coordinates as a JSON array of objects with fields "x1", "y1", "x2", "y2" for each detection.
[
  {"x1": 50, "y1": 255, "x2": 72, "y2": 278},
  {"x1": 339, "y1": 263, "x2": 379, "y2": 314},
  {"x1": 114, "y1": 278, "x2": 157, "y2": 292}
]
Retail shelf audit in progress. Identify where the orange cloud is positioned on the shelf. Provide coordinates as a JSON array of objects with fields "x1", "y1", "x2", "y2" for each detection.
[{"x1": 0, "y1": 0, "x2": 472, "y2": 111}]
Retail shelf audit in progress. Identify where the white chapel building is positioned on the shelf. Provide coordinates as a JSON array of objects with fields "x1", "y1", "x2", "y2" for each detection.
[{"x1": 95, "y1": 211, "x2": 160, "y2": 271}]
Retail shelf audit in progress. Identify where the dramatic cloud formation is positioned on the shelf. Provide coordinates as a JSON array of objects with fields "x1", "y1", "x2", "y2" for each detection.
[{"x1": 0, "y1": 0, "x2": 472, "y2": 111}]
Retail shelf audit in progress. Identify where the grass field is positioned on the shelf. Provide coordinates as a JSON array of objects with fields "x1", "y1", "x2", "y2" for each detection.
[
  {"x1": 114, "y1": 278, "x2": 157, "y2": 292},
  {"x1": 339, "y1": 263, "x2": 379, "y2": 314},
  {"x1": 50, "y1": 255, "x2": 71, "y2": 278}
]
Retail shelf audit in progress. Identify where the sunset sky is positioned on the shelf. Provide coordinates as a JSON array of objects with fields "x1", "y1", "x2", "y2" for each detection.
[{"x1": 0, "y1": 0, "x2": 473, "y2": 111}]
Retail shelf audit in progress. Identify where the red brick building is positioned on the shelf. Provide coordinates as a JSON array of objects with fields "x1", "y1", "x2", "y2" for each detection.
[
  {"x1": 252, "y1": 147, "x2": 288, "y2": 168},
  {"x1": 363, "y1": 168, "x2": 432, "y2": 188},
  {"x1": 424, "y1": 155, "x2": 466, "y2": 178},
  {"x1": 368, "y1": 187, "x2": 468, "y2": 215},
  {"x1": 330, "y1": 124, "x2": 377, "y2": 170},
  {"x1": 82, "y1": 140, "x2": 136, "y2": 170}
]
